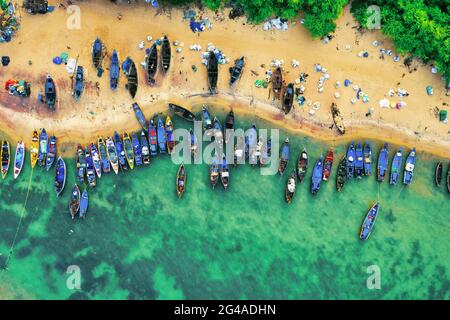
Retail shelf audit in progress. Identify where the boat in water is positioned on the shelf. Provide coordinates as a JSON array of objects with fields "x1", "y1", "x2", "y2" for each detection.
[
  {"x1": 132, "y1": 133, "x2": 142, "y2": 167},
  {"x1": 245, "y1": 125, "x2": 258, "y2": 165},
  {"x1": 271, "y1": 67, "x2": 283, "y2": 100},
  {"x1": 282, "y1": 83, "x2": 294, "y2": 114},
  {"x1": 189, "y1": 128, "x2": 198, "y2": 158},
  {"x1": 403, "y1": 148, "x2": 416, "y2": 185},
  {"x1": 148, "y1": 119, "x2": 158, "y2": 156},
  {"x1": 45, "y1": 75, "x2": 56, "y2": 109},
  {"x1": 140, "y1": 131, "x2": 151, "y2": 165},
  {"x1": 114, "y1": 131, "x2": 128, "y2": 171},
  {"x1": 92, "y1": 37, "x2": 103, "y2": 71},
  {"x1": 311, "y1": 155, "x2": 324, "y2": 195},
  {"x1": 207, "y1": 51, "x2": 218, "y2": 94},
  {"x1": 201, "y1": 106, "x2": 213, "y2": 133},
  {"x1": 106, "y1": 136, "x2": 119, "y2": 174},
  {"x1": 79, "y1": 188, "x2": 88, "y2": 219},
  {"x1": 220, "y1": 154, "x2": 230, "y2": 190},
  {"x1": 30, "y1": 130, "x2": 39, "y2": 169},
  {"x1": 377, "y1": 143, "x2": 389, "y2": 182},
  {"x1": 132, "y1": 103, "x2": 148, "y2": 130},
  {"x1": 355, "y1": 142, "x2": 364, "y2": 178},
  {"x1": 390, "y1": 147, "x2": 403, "y2": 185},
  {"x1": 90, "y1": 143, "x2": 102, "y2": 178},
  {"x1": 360, "y1": 202, "x2": 380, "y2": 241},
  {"x1": 224, "y1": 110, "x2": 234, "y2": 144},
  {"x1": 146, "y1": 43, "x2": 158, "y2": 85},
  {"x1": 123, "y1": 57, "x2": 138, "y2": 98},
  {"x1": 54, "y1": 156, "x2": 66, "y2": 197},
  {"x1": 213, "y1": 116, "x2": 224, "y2": 150},
  {"x1": 1, "y1": 141, "x2": 10, "y2": 179},
  {"x1": 278, "y1": 138, "x2": 290, "y2": 175},
  {"x1": 322, "y1": 149, "x2": 334, "y2": 181},
  {"x1": 168, "y1": 103, "x2": 196, "y2": 122},
  {"x1": 73, "y1": 65, "x2": 84, "y2": 100},
  {"x1": 123, "y1": 132, "x2": 135, "y2": 170},
  {"x1": 435, "y1": 162, "x2": 443, "y2": 186},
  {"x1": 76, "y1": 144, "x2": 86, "y2": 183},
  {"x1": 98, "y1": 138, "x2": 111, "y2": 174},
  {"x1": 336, "y1": 157, "x2": 347, "y2": 192},
  {"x1": 258, "y1": 138, "x2": 269, "y2": 167},
  {"x1": 176, "y1": 163, "x2": 186, "y2": 198},
  {"x1": 363, "y1": 142, "x2": 372, "y2": 176},
  {"x1": 297, "y1": 148, "x2": 308, "y2": 182},
  {"x1": 13, "y1": 141, "x2": 25, "y2": 179},
  {"x1": 110, "y1": 49, "x2": 120, "y2": 90},
  {"x1": 69, "y1": 184, "x2": 81, "y2": 219},
  {"x1": 45, "y1": 135, "x2": 57, "y2": 171},
  {"x1": 38, "y1": 128, "x2": 48, "y2": 167},
  {"x1": 85, "y1": 146, "x2": 97, "y2": 187},
  {"x1": 161, "y1": 35, "x2": 171, "y2": 74},
  {"x1": 210, "y1": 153, "x2": 220, "y2": 189},
  {"x1": 234, "y1": 135, "x2": 244, "y2": 166},
  {"x1": 285, "y1": 171, "x2": 297, "y2": 204},
  {"x1": 165, "y1": 116, "x2": 175, "y2": 154},
  {"x1": 157, "y1": 117, "x2": 167, "y2": 154},
  {"x1": 229, "y1": 56, "x2": 244, "y2": 87},
  {"x1": 346, "y1": 142, "x2": 355, "y2": 179},
  {"x1": 330, "y1": 103, "x2": 345, "y2": 135}
]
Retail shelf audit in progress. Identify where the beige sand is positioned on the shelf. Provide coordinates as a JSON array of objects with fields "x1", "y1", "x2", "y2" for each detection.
[{"x1": 0, "y1": 1, "x2": 449, "y2": 158}]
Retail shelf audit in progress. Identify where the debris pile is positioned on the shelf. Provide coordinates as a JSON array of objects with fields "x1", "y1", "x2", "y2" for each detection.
[
  {"x1": 0, "y1": 2, "x2": 20, "y2": 43},
  {"x1": 201, "y1": 44, "x2": 229, "y2": 66},
  {"x1": 263, "y1": 18, "x2": 289, "y2": 31},
  {"x1": 5, "y1": 79, "x2": 31, "y2": 97}
]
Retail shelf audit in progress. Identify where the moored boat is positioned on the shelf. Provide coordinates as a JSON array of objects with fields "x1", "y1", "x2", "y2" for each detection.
[
  {"x1": 336, "y1": 157, "x2": 347, "y2": 192},
  {"x1": 285, "y1": 171, "x2": 297, "y2": 204},
  {"x1": 161, "y1": 35, "x2": 171, "y2": 73},
  {"x1": 146, "y1": 43, "x2": 158, "y2": 84},
  {"x1": 69, "y1": 184, "x2": 81, "y2": 219},
  {"x1": 346, "y1": 142, "x2": 355, "y2": 179},
  {"x1": 105, "y1": 136, "x2": 119, "y2": 174},
  {"x1": 140, "y1": 131, "x2": 151, "y2": 165},
  {"x1": 229, "y1": 56, "x2": 244, "y2": 86},
  {"x1": 76, "y1": 144, "x2": 86, "y2": 183},
  {"x1": 210, "y1": 153, "x2": 220, "y2": 189},
  {"x1": 189, "y1": 128, "x2": 198, "y2": 158},
  {"x1": 45, "y1": 75, "x2": 56, "y2": 109},
  {"x1": 157, "y1": 117, "x2": 167, "y2": 154},
  {"x1": 85, "y1": 146, "x2": 96, "y2": 188},
  {"x1": 165, "y1": 116, "x2": 175, "y2": 154},
  {"x1": 220, "y1": 154, "x2": 230, "y2": 190},
  {"x1": 360, "y1": 202, "x2": 380, "y2": 241},
  {"x1": 271, "y1": 67, "x2": 283, "y2": 99},
  {"x1": 224, "y1": 110, "x2": 234, "y2": 144},
  {"x1": 176, "y1": 163, "x2": 187, "y2": 198},
  {"x1": 311, "y1": 155, "x2": 324, "y2": 195},
  {"x1": 168, "y1": 103, "x2": 196, "y2": 122},
  {"x1": 403, "y1": 148, "x2": 416, "y2": 185},
  {"x1": 148, "y1": 119, "x2": 158, "y2": 156},
  {"x1": 73, "y1": 65, "x2": 84, "y2": 100},
  {"x1": 38, "y1": 128, "x2": 48, "y2": 167},
  {"x1": 89, "y1": 143, "x2": 102, "y2": 178},
  {"x1": 123, "y1": 132, "x2": 135, "y2": 170},
  {"x1": 45, "y1": 135, "x2": 57, "y2": 171},
  {"x1": 132, "y1": 103, "x2": 148, "y2": 130},
  {"x1": 201, "y1": 106, "x2": 213, "y2": 132},
  {"x1": 207, "y1": 51, "x2": 218, "y2": 94},
  {"x1": 390, "y1": 147, "x2": 403, "y2": 185},
  {"x1": 1, "y1": 141, "x2": 10, "y2": 179},
  {"x1": 278, "y1": 138, "x2": 290, "y2": 175},
  {"x1": 258, "y1": 138, "x2": 269, "y2": 167},
  {"x1": 114, "y1": 131, "x2": 128, "y2": 171},
  {"x1": 132, "y1": 133, "x2": 142, "y2": 167},
  {"x1": 110, "y1": 49, "x2": 120, "y2": 90},
  {"x1": 322, "y1": 149, "x2": 334, "y2": 181},
  {"x1": 54, "y1": 156, "x2": 66, "y2": 197},
  {"x1": 98, "y1": 137, "x2": 111, "y2": 174},
  {"x1": 30, "y1": 130, "x2": 39, "y2": 168},
  {"x1": 297, "y1": 148, "x2": 308, "y2": 182},
  {"x1": 435, "y1": 162, "x2": 443, "y2": 186},
  {"x1": 245, "y1": 125, "x2": 257, "y2": 165},
  {"x1": 282, "y1": 83, "x2": 294, "y2": 114},
  {"x1": 13, "y1": 141, "x2": 25, "y2": 179},
  {"x1": 79, "y1": 188, "x2": 88, "y2": 219},
  {"x1": 234, "y1": 135, "x2": 244, "y2": 166},
  {"x1": 331, "y1": 103, "x2": 345, "y2": 135},
  {"x1": 213, "y1": 116, "x2": 224, "y2": 149},
  {"x1": 363, "y1": 142, "x2": 372, "y2": 176},
  {"x1": 355, "y1": 142, "x2": 364, "y2": 178},
  {"x1": 377, "y1": 143, "x2": 389, "y2": 182}
]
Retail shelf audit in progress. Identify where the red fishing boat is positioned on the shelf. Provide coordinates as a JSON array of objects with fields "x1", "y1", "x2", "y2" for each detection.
[{"x1": 322, "y1": 150, "x2": 334, "y2": 181}]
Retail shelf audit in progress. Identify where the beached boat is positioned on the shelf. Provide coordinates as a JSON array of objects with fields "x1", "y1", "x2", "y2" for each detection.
[
  {"x1": 363, "y1": 142, "x2": 372, "y2": 176},
  {"x1": 114, "y1": 131, "x2": 128, "y2": 171},
  {"x1": 297, "y1": 148, "x2": 308, "y2": 182},
  {"x1": 79, "y1": 189, "x2": 88, "y2": 219},
  {"x1": 165, "y1": 116, "x2": 175, "y2": 154},
  {"x1": 336, "y1": 157, "x2": 347, "y2": 192},
  {"x1": 403, "y1": 148, "x2": 416, "y2": 185},
  {"x1": 234, "y1": 136, "x2": 244, "y2": 166},
  {"x1": 13, "y1": 141, "x2": 25, "y2": 179},
  {"x1": 201, "y1": 106, "x2": 213, "y2": 132},
  {"x1": 132, "y1": 133, "x2": 142, "y2": 167},
  {"x1": 447, "y1": 166, "x2": 450, "y2": 194},
  {"x1": 110, "y1": 49, "x2": 120, "y2": 90},
  {"x1": 45, "y1": 135, "x2": 57, "y2": 171},
  {"x1": 105, "y1": 136, "x2": 119, "y2": 174},
  {"x1": 54, "y1": 156, "x2": 66, "y2": 197},
  {"x1": 311, "y1": 155, "x2": 324, "y2": 195},
  {"x1": 85, "y1": 146, "x2": 97, "y2": 188},
  {"x1": 45, "y1": 75, "x2": 56, "y2": 109},
  {"x1": 346, "y1": 142, "x2": 355, "y2": 179},
  {"x1": 123, "y1": 57, "x2": 138, "y2": 98},
  {"x1": 30, "y1": 130, "x2": 39, "y2": 169},
  {"x1": 140, "y1": 131, "x2": 151, "y2": 165},
  {"x1": 98, "y1": 137, "x2": 111, "y2": 174},
  {"x1": 390, "y1": 147, "x2": 403, "y2": 185},
  {"x1": 210, "y1": 153, "x2": 220, "y2": 188},
  {"x1": 331, "y1": 103, "x2": 345, "y2": 135},
  {"x1": 176, "y1": 163, "x2": 186, "y2": 198},
  {"x1": 89, "y1": 143, "x2": 102, "y2": 178},
  {"x1": 1, "y1": 141, "x2": 10, "y2": 179},
  {"x1": 69, "y1": 184, "x2": 81, "y2": 219},
  {"x1": 271, "y1": 67, "x2": 283, "y2": 99},
  {"x1": 285, "y1": 171, "x2": 297, "y2": 204},
  {"x1": 377, "y1": 143, "x2": 389, "y2": 182},
  {"x1": 207, "y1": 51, "x2": 218, "y2": 94},
  {"x1": 123, "y1": 132, "x2": 135, "y2": 170},
  {"x1": 278, "y1": 138, "x2": 290, "y2": 175},
  {"x1": 73, "y1": 65, "x2": 84, "y2": 100},
  {"x1": 146, "y1": 43, "x2": 158, "y2": 84},
  {"x1": 229, "y1": 56, "x2": 244, "y2": 87},
  {"x1": 157, "y1": 117, "x2": 167, "y2": 154},
  {"x1": 148, "y1": 119, "x2": 158, "y2": 156},
  {"x1": 161, "y1": 35, "x2": 171, "y2": 74},
  {"x1": 435, "y1": 162, "x2": 443, "y2": 186},
  {"x1": 246, "y1": 125, "x2": 258, "y2": 165},
  {"x1": 224, "y1": 110, "x2": 234, "y2": 144},
  {"x1": 38, "y1": 128, "x2": 48, "y2": 167},
  {"x1": 76, "y1": 144, "x2": 86, "y2": 183},
  {"x1": 322, "y1": 150, "x2": 334, "y2": 181},
  {"x1": 282, "y1": 83, "x2": 294, "y2": 114},
  {"x1": 360, "y1": 202, "x2": 380, "y2": 241},
  {"x1": 355, "y1": 142, "x2": 364, "y2": 178},
  {"x1": 132, "y1": 103, "x2": 148, "y2": 130},
  {"x1": 220, "y1": 154, "x2": 230, "y2": 190},
  {"x1": 92, "y1": 37, "x2": 103, "y2": 71},
  {"x1": 190, "y1": 128, "x2": 198, "y2": 158},
  {"x1": 168, "y1": 103, "x2": 196, "y2": 122}
]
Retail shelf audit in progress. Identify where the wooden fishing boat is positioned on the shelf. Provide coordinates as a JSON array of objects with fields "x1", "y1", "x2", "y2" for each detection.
[
  {"x1": 90, "y1": 143, "x2": 102, "y2": 178},
  {"x1": 213, "y1": 116, "x2": 224, "y2": 149},
  {"x1": 124, "y1": 58, "x2": 138, "y2": 99},
  {"x1": 220, "y1": 154, "x2": 230, "y2": 190},
  {"x1": 363, "y1": 142, "x2": 372, "y2": 176},
  {"x1": 278, "y1": 137, "x2": 290, "y2": 175},
  {"x1": 285, "y1": 171, "x2": 297, "y2": 204},
  {"x1": 157, "y1": 117, "x2": 167, "y2": 154},
  {"x1": 271, "y1": 67, "x2": 283, "y2": 99},
  {"x1": 76, "y1": 144, "x2": 86, "y2": 184},
  {"x1": 1, "y1": 141, "x2": 10, "y2": 179},
  {"x1": 245, "y1": 124, "x2": 257, "y2": 165},
  {"x1": 161, "y1": 35, "x2": 171, "y2": 73},
  {"x1": 38, "y1": 128, "x2": 48, "y2": 167},
  {"x1": 355, "y1": 142, "x2": 364, "y2": 178},
  {"x1": 92, "y1": 37, "x2": 103, "y2": 71},
  {"x1": 435, "y1": 162, "x2": 443, "y2": 186},
  {"x1": 45, "y1": 75, "x2": 56, "y2": 109},
  {"x1": 13, "y1": 141, "x2": 25, "y2": 179},
  {"x1": 73, "y1": 65, "x2": 84, "y2": 100},
  {"x1": 346, "y1": 141, "x2": 356, "y2": 179},
  {"x1": 207, "y1": 51, "x2": 218, "y2": 94},
  {"x1": 336, "y1": 157, "x2": 347, "y2": 192},
  {"x1": 389, "y1": 147, "x2": 403, "y2": 185},
  {"x1": 110, "y1": 49, "x2": 120, "y2": 90},
  {"x1": 322, "y1": 149, "x2": 334, "y2": 181},
  {"x1": 176, "y1": 163, "x2": 186, "y2": 198},
  {"x1": 30, "y1": 130, "x2": 39, "y2": 169},
  {"x1": 148, "y1": 119, "x2": 158, "y2": 156},
  {"x1": 210, "y1": 153, "x2": 220, "y2": 189},
  {"x1": 403, "y1": 148, "x2": 416, "y2": 186},
  {"x1": 146, "y1": 43, "x2": 158, "y2": 84},
  {"x1": 377, "y1": 143, "x2": 389, "y2": 182},
  {"x1": 123, "y1": 132, "x2": 135, "y2": 170},
  {"x1": 132, "y1": 133, "x2": 142, "y2": 167},
  {"x1": 132, "y1": 102, "x2": 148, "y2": 130},
  {"x1": 297, "y1": 148, "x2": 308, "y2": 182},
  {"x1": 45, "y1": 135, "x2": 57, "y2": 171},
  {"x1": 54, "y1": 157, "x2": 66, "y2": 197},
  {"x1": 282, "y1": 83, "x2": 294, "y2": 114},
  {"x1": 201, "y1": 106, "x2": 213, "y2": 132},
  {"x1": 168, "y1": 103, "x2": 196, "y2": 122},
  {"x1": 79, "y1": 189, "x2": 89, "y2": 219},
  {"x1": 165, "y1": 116, "x2": 175, "y2": 154},
  {"x1": 85, "y1": 146, "x2": 97, "y2": 188},
  {"x1": 114, "y1": 131, "x2": 128, "y2": 171},
  {"x1": 331, "y1": 103, "x2": 345, "y2": 135},
  {"x1": 105, "y1": 136, "x2": 119, "y2": 175},
  {"x1": 140, "y1": 131, "x2": 151, "y2": 165},
  {"x1": 189, "y1": 128, "x2": 198, "y2": 158},
  {"x1": 229, "y1": 56, "x2": 245, "y2": 86},
  {"x1": 98, "y1": 137, "x2": 111, "y2": 174},
  {"x1": 234, "y1": 135, "x2": 244, "y2": 166},
  {"x1": 311, "y1": 155, "x2": 324, "y2": 195},
  {"x1": 224, "y1": 110, "x2": 234, "y2": 144},
  {"x1": 360, "y1": 202, "x2": 380, "y2": 241},
  {"x1": 69, "y1": 184, "x2": 81, "y2": 220}
]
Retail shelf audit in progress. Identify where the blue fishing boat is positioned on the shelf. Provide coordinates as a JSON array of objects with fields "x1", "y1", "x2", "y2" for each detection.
[
  {"x1": 132, "y1": 133, "x2": 142, "y2": 167},
  {"x1": 346, "y1": 142, "x2": 355, "y2": 178},
  {"x1": 38, "y1": 128, "x2": 48, "y2": 167},
  {"x1": 13, "y1": 141, "x2": 25, "y2": 179},
  {"x1": 97, "y1": 137, "x2": 110, "y2": 174},
  {"x1": 54, "y1": 157, "x2": 66, "y2": 197},
  {"x1": 245, "y1": 125, "x2": 258, "y2": 165},
  {"x1": 355, "y1": 142, "x2": 364, "y2": 178},
  {"x1": 85, "y1": 146, "x2": 96, "y2": 188},
  {"x1": 148, "y1": 119, "x2": 158, "y2": 156},
  {"x1": 201, "y1": 106, "x2": 213, "y2": 132},
  {"x1": 73, "y1": 66, "x2": 84, "y2": 100},
  {"x1": 403, "y1": 148, "x2": 416, "y2": 185},
  {"x1": 278, "y1": 137, "x2": 290, "y2": 175},
  {"x1": 79, "y1": 189, "x2": 88, "y2": 219},
  {"x1": 360, "y1": 202, "x2": 380, "y2": 241},
  {"x1": 76, "y1": 144, "x2": 86, "y2": 184},
  {"x1": 140, "y1": 131, "x2": 151, "y2": 165},
  {"x1": 165, "y1": 116, "x2": 175, "y2": 154},
  {"x1": 157, "y1": 117, "x2": 167, "y2": 154},
  {"x1": 311, "y1": 155, "x2": 324, "y2": 195},
  {"x1": 114, "y1": 131, "x2": 128, "y2": 171},
  {"x1": 45, "y1": 75, "x2": 56, "y2": 109},
  {"x1": 377, "y1": 143, "x2": 389, "y2": 182},
  {"x1": 90, "y1": 143, "x2": 102, "y2": 178},
  {"x1": 363, "y1": 142, "x2": 372, "y2": 176},
  {"x1": 110, "y1": 49, "x2": 120, "y2": 90},
  {"x1": 45, "y1": 135, "x2": 56, "y2": 171},
  {"x1": 132, "y1": 103, "x2": 147, "y2": 130},
  {"x1": 390, "y1": 147, "x2": 403, "y2": 185}
]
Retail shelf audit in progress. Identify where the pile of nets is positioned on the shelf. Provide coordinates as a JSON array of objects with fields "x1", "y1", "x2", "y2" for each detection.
[
  {"x1": 0, "y1": 2, "x2": 20, "y2": 43},
  {"x1": 5, "y1": 79, "x2": 31, "y2": 97}
]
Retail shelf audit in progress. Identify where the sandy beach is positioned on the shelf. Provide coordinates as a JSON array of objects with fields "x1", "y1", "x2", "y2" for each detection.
[{"x1": 0, "y1": 1, "x2": 449, "y2": 158}]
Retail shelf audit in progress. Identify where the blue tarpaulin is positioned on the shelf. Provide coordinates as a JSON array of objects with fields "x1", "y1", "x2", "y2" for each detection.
[{"x1": 190, "y1": 18, "x2": 205, "y2": 33}]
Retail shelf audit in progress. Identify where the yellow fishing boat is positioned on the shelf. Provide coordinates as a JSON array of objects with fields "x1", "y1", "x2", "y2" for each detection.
[
  {"x1": 123, "y1": 132, "x2": 134, "y2": 170},
  {"x1": 30, "y1": 130, "x2": 39, "y2": 168}
]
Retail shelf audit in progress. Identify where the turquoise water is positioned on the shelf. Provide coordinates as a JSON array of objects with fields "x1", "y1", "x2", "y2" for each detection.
[{"x1": 0, "y1": 112, "x2": 449, "y2": 299}]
